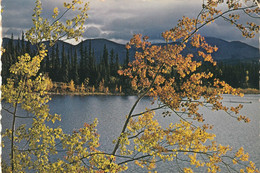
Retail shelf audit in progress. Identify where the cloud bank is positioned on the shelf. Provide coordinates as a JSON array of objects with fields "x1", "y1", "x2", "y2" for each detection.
[{"x1": 2, "y1": 0, "x2": 258, "y2": 47}]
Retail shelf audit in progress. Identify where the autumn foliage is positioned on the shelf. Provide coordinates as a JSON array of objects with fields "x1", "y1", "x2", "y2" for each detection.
[{"x1": 1, "y1": 0, "x2": 260, "y2": 172}]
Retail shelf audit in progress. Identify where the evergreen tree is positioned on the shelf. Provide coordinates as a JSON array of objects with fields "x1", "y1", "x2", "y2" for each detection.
[
  {"x1": 88, "y1": 40, "x2": 92, "y2": 57},
  {"x1": 46, "y1": 53, "x2": 50, "y2": 74},
  {"x1": 72, "y1": 50, "x2": 79, "y2": 84},
  {"x1": 110, "y1": 48, "x2": 115, "y2": 76},
  {"x1": 1, "y1": 48, "x2": 11, "y2": 83},
  {"x1": 79, "y1": 41, "x2": 84, "y2": 82},
  {"x1": 103, "y1": 44, "x2": 109, "y2": 69},
  {"x1": 88, "y1": 42, "x2": 97, "y2": 86},
  {"x1": 1, "y1": 34, "x2": 17, "y2": 82},
  {"x1": 115, "y1": 53, "x2": 120, "y2": 71},
  {"x1": 49, "y1": 46, "x2": 55, "y2": 80},
  {"x1": 61, "y1": 43, "x2": 66, "y2": 71},
  {"x1": 21, "y1": 31, "x2": 26, "y2": 55},
  {"x1": 61, "y1": 43, "x2": 70, "y2": 82},
  {"x1": 84, "y1": 46, "x2": 90, "y2": 79},
  {"x1": 9, "y1": 33, "x2": 16, "y2": 64},
  {"x1": 79, "y1": 41, "x2": 88, "y2": 83},
  {"x1": 67, "y1": 48, "x2": 72, "y2": 81},
  {"x1": 124, "y1": 48, "x2": 130, "y2": 68},
  {"x1": 26, "y1": 39, "x2": 31, "y2": 55},
  {"x1": 16, "y1": 37, "x2": 21, "y2": 55},
  {"x1": 54, "y1": 44, "x2": 60, "y2": 81},
  {"x1": 102, "y1": 44, "x2": 109, "y2": 84},
  {"x1": 115, "y1": 53, "x2": 120, "y2": 75},
  {"x1": 121, "y1": 48, "x2": 132, "y2": 93}
]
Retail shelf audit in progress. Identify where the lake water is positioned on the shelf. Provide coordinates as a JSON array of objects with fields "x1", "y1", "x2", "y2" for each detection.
[{"x1": 1, "y1": 94, "x2": 260, "y2": 172}]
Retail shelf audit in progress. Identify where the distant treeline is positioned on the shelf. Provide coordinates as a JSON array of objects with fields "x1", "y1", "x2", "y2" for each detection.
[
  {"x1": 2, "y1": 34, "x2": 133, "y2": 94},
  {"x1": 2, "y1": 35, "x2": 259, "y2": 94},
  {"x1": 198, "y1": 61, "x2": 259, "y2": 89}
]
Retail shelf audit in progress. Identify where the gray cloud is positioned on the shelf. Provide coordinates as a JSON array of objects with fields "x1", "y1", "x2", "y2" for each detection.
[
  {"x1": 4, "y1": 28, "x2": 24, "y2": 37},
  {"x1": 2, "y1": 0, "x2": 35, "y2": 36},
  {"x1": 84, "y1": 26, "x2": 102, "y2": 38},
  {"x1": 85, "y1": 0, "x2": 202, "y2": 43},
  {"x1": 2, "y1": 0, "x2": 258, "y2": 47}
]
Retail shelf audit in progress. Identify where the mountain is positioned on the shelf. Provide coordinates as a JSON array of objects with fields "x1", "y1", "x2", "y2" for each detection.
[
  {"x1": 204, "y1": 37, "x2": 259, "y2": 63},
  {"x1": 2, "y1": 37, "x2": 259, "y2": 64},
  {"x1": 73, "y1": 38, "x2": 134, "y2": 63}
]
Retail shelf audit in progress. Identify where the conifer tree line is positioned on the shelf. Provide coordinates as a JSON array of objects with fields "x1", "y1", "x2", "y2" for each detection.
[
  {"x1": 2, "y1": 33, "x2": 259, "y2": 92},
  {"x1": 198, "y1": 62, "x2": 259, "y2": 89},
  {"x1": 2, "y1": 33, "x2": 132, "y2": 93}
]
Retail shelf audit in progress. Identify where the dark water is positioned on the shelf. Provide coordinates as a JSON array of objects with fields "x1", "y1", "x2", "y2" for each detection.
[{"x1": 2, "y1": 94, "x2": 260, "y2": 172}]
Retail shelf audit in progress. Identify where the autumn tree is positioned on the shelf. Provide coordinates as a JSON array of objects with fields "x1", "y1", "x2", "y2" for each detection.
[
  {"x1": 45, "y1": 75, "x2": 54, "y2": 91},
  {"x1": 98, "y1": 78, "x2": 105, "y2": 92},
  {"x1": 1, "y1": 0, "x2": 260, "y2": 173},
  {"x1": 68, "y1": 80, "x2": 76, "y2": 92},
  {"x1": 1, "y1": 1, "x2": 109, "y2": 172},
  {"x1": 114, "y1": 0, "x2": 260, "y2": 172},
  {"x1": 80, "y1": 83, "x2": 86, "y2": 93},
  {"x1": 61, "y1": 82, "x2": 68, "y2": 92}
]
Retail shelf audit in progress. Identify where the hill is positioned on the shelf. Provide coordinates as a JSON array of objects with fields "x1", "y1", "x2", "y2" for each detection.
[{"x1": 2, "y1": 37, "x2": 259, "y2": 64}]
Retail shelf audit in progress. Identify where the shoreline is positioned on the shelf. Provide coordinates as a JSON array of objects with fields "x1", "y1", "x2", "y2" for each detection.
[
  {"x1": 46, "y1": 92, "x2": 128, "y2": 96},
  {"x1": 46, "y1": 88, "x2": 260, "y2": 96},
  {"x1": 238, "y1": 88, "x2": 260, "y2": 94}
]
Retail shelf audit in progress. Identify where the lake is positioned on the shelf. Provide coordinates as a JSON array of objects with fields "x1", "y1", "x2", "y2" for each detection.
[{"x1": 1, "y1": 94, "x2": 260, "y2": 172}]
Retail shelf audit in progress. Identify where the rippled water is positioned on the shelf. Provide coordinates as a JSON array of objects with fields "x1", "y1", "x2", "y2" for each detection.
[{"x1": 2, "y1": 94, "x2": 259, "y2": 172}]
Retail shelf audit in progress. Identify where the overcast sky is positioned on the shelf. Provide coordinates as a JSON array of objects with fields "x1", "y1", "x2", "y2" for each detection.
[{"x1": 2, "y1": 0, "x2": 259, "y2": 47}]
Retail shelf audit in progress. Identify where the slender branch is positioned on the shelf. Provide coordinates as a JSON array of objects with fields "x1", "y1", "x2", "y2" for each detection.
[
  {"x1": 70, "y1": 152, "x2": 135, "y2": 165},
  {"x1": 19, "y1": 138, "x2": 64, "y2": 153},
  {"x1": 131, "y1": 105, "x2": 167, "y2": 117},
  {"x1": 117, "y1": 154, "x2": 152, "y2": 166},
  {"x1": 18, "y1": 148, "x2": 67, "y2": 153},
  {"x1": 220, "y1": 15, "x2": 250, "y2": 31},
  {"x1": 50, "y1": 5, "x2": 73, "y2": 26},
  {"x1": 243, "y1": 9, "x2": 260, "y2": 18},
  {"x1": 2, "y1": 107, "x2": 14, "y2": 115},
  {"x1": 221, "y1": 160, "x2": 233, "y2": 173},
  {"x1": 2, "y1": 103, "x2": 36, "y2": 119},
  {"x1": 111, "y1": 64, "x2": 165, "y2": 156},
  {"x1": 21, "y1": 136, "x2": 32, "y2": 150},
  {"x1": 172, "y1": 110, "x2": 197, "y2": 128},
  {"x1": 203, "y1": 101, "x2": 241, "y2": 120},
  {"x1": 51, "y1": 13, "x2": 86, "y2": 45},
  {"x1": 81, "y1": 159, "x2": 90, "y2": 169},
  {"x1": 11, "y1": 79, "x2": 25, "y2": 171},
  {"x1": 16, "y1": 115, "x2": 35, "y2": 119},
  {"x1": 195, "y1": 4, "x2": 206, "y2": 30},
  {"x1": 128, "y1": 130, "x2": 144, "y2": 140},
  {"x1": 175, "y1": 155, "x2": 184, "y2": 173},
  {"x1": 182, "y1": 5, "x2": 257, "y2": 44}
]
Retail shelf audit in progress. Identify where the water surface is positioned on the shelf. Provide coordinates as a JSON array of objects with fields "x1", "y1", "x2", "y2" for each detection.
[{"x1": 2, "y1": 94, "x2": 259, "y2": 172}]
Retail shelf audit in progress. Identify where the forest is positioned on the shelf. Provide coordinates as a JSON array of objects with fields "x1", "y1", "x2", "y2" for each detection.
[{"x1": 2, "y1": 33, "x2": 259, "y2": 95}]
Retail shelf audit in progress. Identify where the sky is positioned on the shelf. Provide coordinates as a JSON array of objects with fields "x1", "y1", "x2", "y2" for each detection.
[{"x1": 1, "y1": 0, "x2": 259, "y2": 48}]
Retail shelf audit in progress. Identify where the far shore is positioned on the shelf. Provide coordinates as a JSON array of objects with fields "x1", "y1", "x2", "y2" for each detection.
[
  {"x1": 238, "y1": 88, "x2": 260, "y2": 94},
  {"x1": 46, "y1": 92, "x2": 127, "y2": 96},
  {"x1": 46, "y1": 88, "x2": 260, "y2": 97}
]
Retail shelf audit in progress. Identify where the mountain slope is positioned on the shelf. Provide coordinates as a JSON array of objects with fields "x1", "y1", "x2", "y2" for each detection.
[
  {"x1": 2, "y1": 37, "x2": 259, "y2": 64},
  {"x1": 204, "y1": 37, "x2": 259, "y2": 61}
]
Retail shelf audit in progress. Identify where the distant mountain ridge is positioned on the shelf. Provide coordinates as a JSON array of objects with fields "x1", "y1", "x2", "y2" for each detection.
[
  {"x1": 2, "y1": 37, "x2": 259, "y2": 64},
  {"x1": 203, "y1": 37, "x2": 259, "y2": 62}
]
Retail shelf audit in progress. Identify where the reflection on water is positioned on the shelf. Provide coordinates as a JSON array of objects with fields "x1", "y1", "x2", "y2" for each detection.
[{"x1": 1, "y1": 94, "x2": 260, "y2": 172}]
